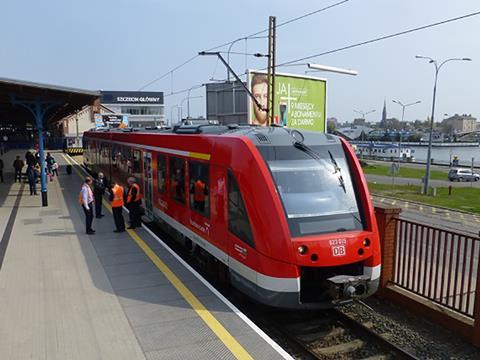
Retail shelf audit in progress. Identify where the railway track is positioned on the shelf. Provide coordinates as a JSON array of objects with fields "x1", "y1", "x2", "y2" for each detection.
[{"x1": 256, "y1": 307, "x2": 419, "y2": 360}]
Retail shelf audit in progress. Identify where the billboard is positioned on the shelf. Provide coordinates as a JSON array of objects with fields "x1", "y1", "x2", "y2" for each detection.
[
  {"x1": 95, "y1": 114, "x2": 129, "y2": 128},
  {"x1": 247, "y1": 71, "x2": 327, "y2": 132}
]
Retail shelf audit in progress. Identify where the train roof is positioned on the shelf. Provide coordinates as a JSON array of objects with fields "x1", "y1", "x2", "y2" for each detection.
[{"x1": 86, "y1": 121, "x2": 341, "y2": 147}]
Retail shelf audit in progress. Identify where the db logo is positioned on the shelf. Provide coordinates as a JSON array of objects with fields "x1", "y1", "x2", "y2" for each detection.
[{"x1": 331, "y1": 245, "x2": 346, "y2": 257}]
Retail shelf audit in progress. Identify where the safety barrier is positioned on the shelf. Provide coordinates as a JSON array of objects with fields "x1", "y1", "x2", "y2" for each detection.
[
  {"x1": 375, "y1": 206, "x2": 480, "y2": 347},
  {"x1": 394, "y1": 219, "x2": 480, "y2": 318},
  {"x1": 64, "y1": 147, "x2": 84, "y2": 155}
]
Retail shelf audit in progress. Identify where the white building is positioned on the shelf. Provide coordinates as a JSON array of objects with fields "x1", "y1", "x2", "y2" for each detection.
[{"x1": 100, "y1": 91, "x2": 165, "y2": 127}]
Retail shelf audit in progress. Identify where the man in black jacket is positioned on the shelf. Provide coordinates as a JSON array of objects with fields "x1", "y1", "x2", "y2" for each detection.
[{"x1": 93, "y1": 172, "x2": 107, "y2": 218}]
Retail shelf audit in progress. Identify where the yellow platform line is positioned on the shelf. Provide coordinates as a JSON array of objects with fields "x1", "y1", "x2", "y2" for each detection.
[{"x1": 62, "y1": 155, "x2": 253, "y2": 360}]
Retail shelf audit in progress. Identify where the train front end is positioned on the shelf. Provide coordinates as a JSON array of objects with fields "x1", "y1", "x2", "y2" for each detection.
[{"x1": 255, "y1": 130, "x2": 381, "y2": 309}]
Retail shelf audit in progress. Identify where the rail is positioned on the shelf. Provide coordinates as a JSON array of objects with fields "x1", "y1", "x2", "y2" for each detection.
[{"x1": 393, "y1": 218, "x2": 480, "y2": 317}]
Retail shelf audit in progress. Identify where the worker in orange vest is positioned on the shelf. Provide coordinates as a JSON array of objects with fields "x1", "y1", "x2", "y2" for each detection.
[
  {"x1": 109, "y1": 179, "x2": 125, "y2": 232},
  {"x1": 193, "y1": 178, "x2": 207, "y2": 212},
  {"x1": 126, "y1": 177, "x2": 142, "y2": 229}
]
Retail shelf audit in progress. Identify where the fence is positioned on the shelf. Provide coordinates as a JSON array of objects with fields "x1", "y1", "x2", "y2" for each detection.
[
  {"x1": 393, "y1": 219, "x2": 480, "y2": 318},
  {"x1": 375, "y1": 206, "x2": 480, "y2": 346}
]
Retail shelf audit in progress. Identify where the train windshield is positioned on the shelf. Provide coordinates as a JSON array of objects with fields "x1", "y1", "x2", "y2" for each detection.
[{"x1": 258, "y1": 144, "x2": 363, "y2": 237}]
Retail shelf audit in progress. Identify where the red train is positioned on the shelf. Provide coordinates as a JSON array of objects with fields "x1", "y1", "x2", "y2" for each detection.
[{"x1": 83, "y1": 123, "x2": 381, "y2": 309}]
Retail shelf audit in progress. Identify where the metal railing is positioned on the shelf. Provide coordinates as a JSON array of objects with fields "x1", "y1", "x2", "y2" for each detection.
[{"x1": 394, "y1": 218, "x2": 480, "y2": 317}]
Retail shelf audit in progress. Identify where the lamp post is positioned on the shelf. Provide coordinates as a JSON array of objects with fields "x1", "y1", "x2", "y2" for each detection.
[
  {"x1": 180, "y1": 95, "x2": 203, "y2": 120},
  {"x1": 353, "y1": 109, "x2": 376, "y2": 159},
  {"x1": 416, "y1": 55, "x2": 472, "y2": 195},
  {"x1": 170, "y1": 105, "x2": 181, "y2": 124},
  {"x1": 392, "y1": 99, "x2": 421, "y2": 163}
]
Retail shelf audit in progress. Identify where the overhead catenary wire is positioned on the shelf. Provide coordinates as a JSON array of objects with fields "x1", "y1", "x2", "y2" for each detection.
[
  {"x1": 137, "y1": 0, "x2": 351, "y2": 90},
  {"x1": 277, "y1": 9, "x2": 480, "y2": 67}
]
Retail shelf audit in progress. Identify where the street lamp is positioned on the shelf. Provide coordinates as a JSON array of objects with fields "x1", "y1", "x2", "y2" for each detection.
[
  {"x1": 416, "y1": 55, "x2": 472, "y2": 195},
  {"x1": 307, "y1": 63, "x2": 358, "y2": 76},
  {"x1": 353, "y1": 109, "x2": 376, "y2": 159},
  {"x1": 170, "y1": 105, "x2": 181, "y2": 124},
  {"x1": 392, "y1": 99, "x2": 421, "y2": 162},
  {"x1": 180, "y1": 95, "x2": 203, "y2": 120}
]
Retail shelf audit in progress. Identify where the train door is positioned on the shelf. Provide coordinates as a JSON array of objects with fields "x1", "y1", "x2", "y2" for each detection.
[{"x1": 143, "y1": 151, "x2": 153, "y2": 214}]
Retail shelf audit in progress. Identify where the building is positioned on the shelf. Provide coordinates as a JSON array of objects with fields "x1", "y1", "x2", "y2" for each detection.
[
  {"x1": 100, "y1": 91, "x2": 165, "y2": 127},
  {"x1": 336, "y1": 125, "x2": 373, "y2": 141},
  {"x1": 442, "y1": 114, "x2": 477, "y2": 134},
  {"x1": 206, "y1": 81, "x2": 247, "y2": 125},
  {"x1": 353, "y1": 118, "x2": 365, "y2": 126},
  {"x1": 380, "y1": 99, "x2": 387, "y2": 128},
  {"x1": 61, "y1": 104, "x2": 113, "y2": 147}
]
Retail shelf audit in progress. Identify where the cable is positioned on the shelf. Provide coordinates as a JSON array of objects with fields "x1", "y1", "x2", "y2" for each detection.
[
  {"x1": 278, "y1": 10, "x2": 480, "y2": 67},
  {"x1": 138, "y1": 55, "x2": 199, "y2": 91},
  {"x1": 138, "y1": 1, "x2": 351, "y2": 90},
  {"x1": 202, "y1": 0, "x2": 350, "y2": 52}
]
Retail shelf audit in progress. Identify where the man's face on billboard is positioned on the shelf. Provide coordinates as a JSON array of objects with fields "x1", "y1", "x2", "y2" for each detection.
[{"x1": 252, "y1": 82, "x2": 268, "y2": 125}]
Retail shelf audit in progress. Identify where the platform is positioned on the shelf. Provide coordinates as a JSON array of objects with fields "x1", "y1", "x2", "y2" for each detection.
[{"x1": 0, "y1": 150, "x2": 291, "y2": 360}]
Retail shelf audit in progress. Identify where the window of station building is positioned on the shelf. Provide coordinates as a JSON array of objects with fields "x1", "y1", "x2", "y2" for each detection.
[
  {"x1": 121, "y1": 106, "x2": 163, "y2": 115},
  {"x1": 157, "y1": 154, "x2": 167, "y2": 194},
  {"x1": 189, "y1": 161, "x2": 209, "y2": 218},
  {"x1": 170, "y1": 157, "x2": 185, "y2": 204},
  {"x1": 227, "y1": 170, "x2": 254, "y2": 248}
]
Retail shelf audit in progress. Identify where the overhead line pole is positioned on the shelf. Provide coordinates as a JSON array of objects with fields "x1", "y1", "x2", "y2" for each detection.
[{"x1": 267, "y1": 16, "x2": 276, "y2": 125}]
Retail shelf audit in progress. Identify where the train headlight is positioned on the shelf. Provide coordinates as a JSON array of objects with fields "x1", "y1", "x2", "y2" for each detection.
[
  {"x1": 363, "y1": 238, "x2": 371, "y2": 247},
  {"x1": 297, "y1": 245, "x2": 308, "y2": 255}
]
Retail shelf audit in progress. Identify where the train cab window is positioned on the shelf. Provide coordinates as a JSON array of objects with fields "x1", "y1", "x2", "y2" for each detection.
[
  {"x1": 227, "y1": 170, "x2": 254, "y2": 248},
  {"x1": 157, "y1": 154, "x2": 167, "y2": 194},
  {"x1": 189, "y1": 161, "x2": 209, "y2": 217},
  {"x1": 170, "y1": 157, "x2": 185, "y2": 204}
]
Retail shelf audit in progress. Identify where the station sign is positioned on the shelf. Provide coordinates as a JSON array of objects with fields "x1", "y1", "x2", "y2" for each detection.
[
  {"x1": 100, "y1": 91, "x2": 164, "y2": 104},
  {"x1": 247, "y1": 70, "x2": 327, "y2": 132}
]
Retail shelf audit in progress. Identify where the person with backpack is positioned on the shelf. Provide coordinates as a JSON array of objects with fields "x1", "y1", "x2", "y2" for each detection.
[{"x1": 79, "y1": 177, "x2": 95, "y2": 235}]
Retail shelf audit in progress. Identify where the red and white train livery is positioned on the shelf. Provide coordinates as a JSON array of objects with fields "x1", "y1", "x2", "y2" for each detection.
[{"x1": 83, "y1": 123, "x2": 381, "y2": 309}]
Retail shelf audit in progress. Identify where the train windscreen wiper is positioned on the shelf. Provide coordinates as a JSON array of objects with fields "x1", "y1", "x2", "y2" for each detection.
[{"x1": 293, "y1": 142, "x2": 346, "y2": 193}]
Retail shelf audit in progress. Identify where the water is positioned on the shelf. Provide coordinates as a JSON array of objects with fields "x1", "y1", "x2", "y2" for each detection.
[{"x1": 409, "y1": 145, "x2": 480, "y2": 166}]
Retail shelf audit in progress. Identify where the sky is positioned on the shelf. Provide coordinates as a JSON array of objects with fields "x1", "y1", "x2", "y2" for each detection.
[{"x1": 2, "y1": 0, "x2": 480, "y2": 124}]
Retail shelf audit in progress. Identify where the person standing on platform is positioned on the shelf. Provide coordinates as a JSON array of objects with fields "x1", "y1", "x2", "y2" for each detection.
[
  {"x1": 26, "y1": 164, "x2": 38, "y2": 195},
  {"x1": 13, "y1": 156, "x2": 24, "y2": 183},
  {"x1": 93, "y1": 172, "x2": 107, "y2": 218},
  {"x1": 126, "y1": 177, "x2": 142, "y2": 229},
  {"x1": 0, "y1": 157, "x2": 4, "y2": 183},
  {"x1": 46, "y1": 152, "x2": 54, "y2": 175},
  {"x1": 25, "y1": 151, "x2": 35, "y2": 166},
  {"x1": 110, "y1": 180, "x2": 125, "y2": 233},
  {"x1": 79, "y1": 177, "x2": 95, "y2": 235}
]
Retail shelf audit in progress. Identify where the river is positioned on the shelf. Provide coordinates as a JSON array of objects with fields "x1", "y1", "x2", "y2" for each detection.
[{"x1": 408, "y1": 145, "x2": 480, "y2": 166}]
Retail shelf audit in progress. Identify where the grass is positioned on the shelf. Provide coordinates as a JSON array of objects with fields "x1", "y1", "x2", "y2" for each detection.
[
  {"x1": 363, "y1": 164, "x2": 448, "y2": 181},
  {"x1": 368, "y1": 182, "x2": 480, "y2": 214}
]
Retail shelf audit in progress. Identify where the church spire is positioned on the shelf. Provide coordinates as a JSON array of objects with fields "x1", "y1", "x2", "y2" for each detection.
[{"x1": 381, "y1": 99, "x2": 387, "y2": 128}]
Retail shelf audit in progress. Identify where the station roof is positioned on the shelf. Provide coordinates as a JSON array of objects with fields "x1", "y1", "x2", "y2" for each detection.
[{"x1": 0, "y1": 77, "x2": 100, "y2": 128}]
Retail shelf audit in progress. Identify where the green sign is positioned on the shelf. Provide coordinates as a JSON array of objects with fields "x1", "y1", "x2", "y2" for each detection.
[{"x1": 248, "y1": 71, "x2": 327, "y2": 132}]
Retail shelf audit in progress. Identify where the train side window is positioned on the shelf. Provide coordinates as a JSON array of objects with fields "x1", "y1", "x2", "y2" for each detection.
[
  {"x1": 170, "y1": 157, "x2": 185, "y2": 204},
  {"x1": 133, "y1": 150, "x2": 141, "y2": 173},
  {"x1": 157, "y1": 154, "x2": 167, "y2": 194},
  {"x1": 227, "y1": 170, "x2": 254, "y2": 248},
  {"x1": 189, "y1": 161, "x2": 209, "y2": 218}
]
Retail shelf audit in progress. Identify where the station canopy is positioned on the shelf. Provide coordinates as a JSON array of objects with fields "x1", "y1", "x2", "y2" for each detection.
[{"x1": 0, "y1": 77, "x2": 100, "y2": 131}]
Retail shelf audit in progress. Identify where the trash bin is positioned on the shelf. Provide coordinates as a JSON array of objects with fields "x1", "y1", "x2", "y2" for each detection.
[{"x1": 66, "y1": 164, "x2": 72, "y2": 175}]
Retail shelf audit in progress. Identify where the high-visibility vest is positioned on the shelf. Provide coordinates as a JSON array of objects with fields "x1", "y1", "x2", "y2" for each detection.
[
  {"x1": 111, "y1": 184, "x2": 124, "y2": 208},
  {"x1": 194, "y1": 180, "x2": 206, "y2": 202},
  {"x1": 127, "y1": 183, "x2": 142, "y2": 203}
]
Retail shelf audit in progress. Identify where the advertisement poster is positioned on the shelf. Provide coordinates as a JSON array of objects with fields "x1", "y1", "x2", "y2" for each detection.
[
  {"x1": 95, "y1": 114, "x2": 129, "y2": 128},
  {"x1": 247, "y1": 70, "x2": 326, "y2": 132}
]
